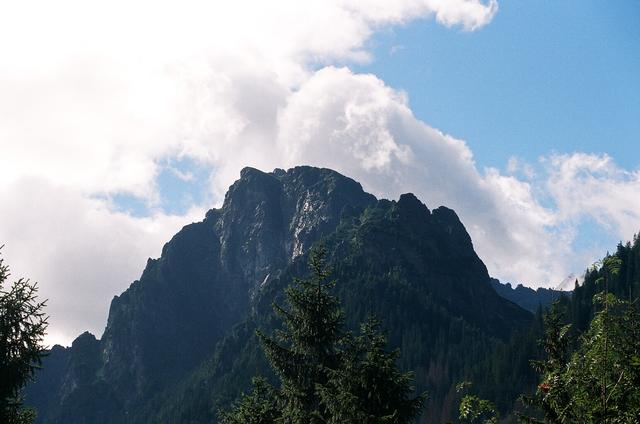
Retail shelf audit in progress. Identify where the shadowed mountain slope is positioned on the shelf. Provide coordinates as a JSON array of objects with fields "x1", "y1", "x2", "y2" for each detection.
[{"x1": 26, "y1": 166, "x2": 532, "y2": 423}]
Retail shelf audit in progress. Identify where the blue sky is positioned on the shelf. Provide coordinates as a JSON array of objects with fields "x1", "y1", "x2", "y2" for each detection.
[
  {"x1": 353, "y1": 1, "x2": 640, "y2": 271},
  {"x1": 140, "y1": 1, "x2": 640, "y2": 218},
  {"x1": 112, "y1": 157, "x2": 212, "y2": 217},
  {"x1": 134, "y1": 1, "x2": 640, "y2": 266},
  {"x1": 358, "y1": 1, "x2": 640, "y2": 170}
]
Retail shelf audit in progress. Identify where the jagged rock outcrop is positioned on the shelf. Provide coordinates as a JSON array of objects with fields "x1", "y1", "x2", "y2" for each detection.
[
  {"x1": 26, "y1": 166, "x2": 376, "y2": 422},
  {"x1": 26, "y1": 166, "x2": 532, "y2": 423},
  {"x1": 490, "y1": 278, "x2": 568, "y2": 313}
]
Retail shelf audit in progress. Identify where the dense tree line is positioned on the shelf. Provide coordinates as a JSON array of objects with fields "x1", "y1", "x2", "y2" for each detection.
[
  {"x1": 223, "y1": 235, "x2": 640, "y2": 423},
  {"x1": 517, "y1": 253, "x2": 640, "y2": 423},
  {"x1": 221, "y1": 246, "x2": 426, "y2": 423},
  {"x1": 17, "y1": 230, "x2": 640, "y2": 422}
]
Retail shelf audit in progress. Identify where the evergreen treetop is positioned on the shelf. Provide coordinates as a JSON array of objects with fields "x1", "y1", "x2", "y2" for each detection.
[
  {"x1": 257, "y1": 245, "x2": 344, "y2": 423},
  {"x1": 224, "y1": 245, "x2": 426, "y2": 423},
  {"x1": 0, "y1": 247, "x2": 48, "y2": 424}
]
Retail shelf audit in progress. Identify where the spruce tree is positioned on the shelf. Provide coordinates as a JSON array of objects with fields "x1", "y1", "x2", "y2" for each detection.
[
  {"x1": 518, "y1": 301, "x2": 573, "y2": 424},
  {"x1": 219, "y1": 377, "x2": 281, "y2": 424},
  {"x1": 317, "y1": 316, "x2": 427, "y2": 423},
  {"x1": 0, "y1": 247, "x2": 48, "y2": 424},
  {"x1": 257, "y1": 245, "x2": 344, "y2": 423},
  {"x1": 224, "y1": 245, "x2": 426, "y2": 423},
  {"x1": 561, "y1": 293, "x2": 640, "y2": 423},
  {"x1": 519, "y1": 294, "x2": 640, "y2": 423}
]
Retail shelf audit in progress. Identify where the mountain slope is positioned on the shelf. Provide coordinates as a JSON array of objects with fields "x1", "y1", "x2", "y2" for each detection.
[
  {"x1": 26, "y1": 166, "x2": 376, "y2": 422},
  {"x1": 134, "y1": 191, "x2": 533, "y2": 423},
  {"x1": 26, "y1": 166, "x2": 532, "y2": 423}
]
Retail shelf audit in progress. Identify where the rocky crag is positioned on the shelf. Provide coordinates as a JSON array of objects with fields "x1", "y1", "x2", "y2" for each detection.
[{"x1": 26, "y1": 166, "x2": 533, "y2": 423}]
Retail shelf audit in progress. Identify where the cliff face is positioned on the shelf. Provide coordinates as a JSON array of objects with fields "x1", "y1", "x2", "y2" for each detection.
[
  {"x1": 138, "y1": 184, "x2": 532, "y2": 424},
  {"x1": 26, "y1": 166, "x2": 531, "y2": 423},
  {"x1": 27, "y1": 166, "x2": 376, "y2": 422},
  {"x1": 101, "y1": 167, "x2": 376, "y2": 402}
]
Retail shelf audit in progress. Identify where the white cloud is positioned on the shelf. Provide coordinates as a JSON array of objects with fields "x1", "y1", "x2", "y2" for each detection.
[
  {"x1": 507, "y1": 156, "x2": 536, "y2": 179},
  {"x1": 169, "y1": 167, "x2": 195, "y2": 183},
  {"x1": 0, "y1": 0, "x2": 498, "y2": 194},
  {"x1": 545, "y1": 153, "x2": 640, "y2": 239},
  {"x1": 427, "y1": 0, "x2": 498, "y2": 30},
  {"x1": 2, "y1": 0, "x2": 639, "y2": 347},
  {"x1": 0, "y1": 0, "x2": 499, "y2": 345},
  {"x1": 272, "y1": 67, "x2": 565, "y2": 286},
  {"x1": 0, "y1": 178, "x2": 203, "y2": 347}
]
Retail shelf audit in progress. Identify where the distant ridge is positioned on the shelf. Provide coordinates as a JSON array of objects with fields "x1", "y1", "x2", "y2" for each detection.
[{"x1": 490, "y1": 278, "x2": 568, "y2": 313}]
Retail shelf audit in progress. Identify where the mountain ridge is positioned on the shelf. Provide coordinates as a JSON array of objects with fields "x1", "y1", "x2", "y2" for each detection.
[
  {"x1": 489, "y1": 278, "x2": 568, "y2": 313},
  {"x1": 26, "y1": 165, "x2": 533, "y2": 423}
]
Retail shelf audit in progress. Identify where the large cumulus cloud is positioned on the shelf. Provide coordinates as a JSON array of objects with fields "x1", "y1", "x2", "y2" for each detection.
[{"x1": 1, "y1": 0, "x2": 638, "y2": 346}]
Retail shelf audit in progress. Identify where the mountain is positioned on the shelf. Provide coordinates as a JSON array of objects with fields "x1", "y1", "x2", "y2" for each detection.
[
  {"x1": 26, "y1": 166, "x2": 534, "y2": 423},
  {"x1": 490, "y1": 278, "x2": 568, "y2": 313}
]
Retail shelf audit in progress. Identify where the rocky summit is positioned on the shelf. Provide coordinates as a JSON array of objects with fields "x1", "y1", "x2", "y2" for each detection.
[{"x1": 26, "y1": 166, "x2": 534, "y2": 423}]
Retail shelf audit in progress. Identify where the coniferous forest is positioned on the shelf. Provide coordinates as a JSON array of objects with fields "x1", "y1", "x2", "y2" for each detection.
[{"x1": 2, "y1": 166, "x2": 640, "y2": 423}]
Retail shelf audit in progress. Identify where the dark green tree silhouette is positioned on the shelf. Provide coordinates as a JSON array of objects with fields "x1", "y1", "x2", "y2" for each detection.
[
  {"x1": 519, "y1": 256, "x2": 640, "y2": 423},
  {"x1": 518, "y1": 301, "x2": 573, "y2": 423},
  {"x1": 223, "y1": 245, "x2": 426, "y2": 423},
  {"x1": 317, "y1": 316, "x2": 427, "y2": 424},
  {"x1": 219, "y1": 377, "x2": 281, "y2": 424},
  {"x1": 0, "y1": 247, "x2": 48, "y2": 424},
  {"x1": 257, "y1": 245, "x2": 344, "y2": 423}
]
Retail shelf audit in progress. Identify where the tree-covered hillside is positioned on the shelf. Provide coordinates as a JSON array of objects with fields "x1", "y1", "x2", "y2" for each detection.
[
  {"x1": 24, "y1": 166, "x2": 640, "y2": 423},
  {"x1": 115, "y1": 190, "x2": 534, "y2": 424},
  {"x1": 568, "y1": 238, "x2": 640, "y2": 333}
]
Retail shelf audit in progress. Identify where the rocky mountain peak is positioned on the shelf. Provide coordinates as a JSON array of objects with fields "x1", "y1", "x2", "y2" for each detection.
[{"x1": 25, "y1": 165, "x2": 532, "y2": 424}]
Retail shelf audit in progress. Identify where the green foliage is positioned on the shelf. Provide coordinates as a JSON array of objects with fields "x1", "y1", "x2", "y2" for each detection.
[
  {"x1": 257, "y1": 245, "x2": 344, "y2": 423},
  {"x1": 569, "y1": 240, "x2": 640, "y2": 334},
  {"x1": 518, "y1": 302, "x2": 573, "y2": 423},
  {"x1": 224, "y1": 246, "x2": 426, "y2": 423},
  {"x1": 519, "y1": 294, "x2": 640, "y2": 423},
  {"x1": 318, "y1": 316, "x2": 427, "y2": 424},
  {"x1": 219, "y1": 377, "x2": 281, "y2": 424},
  {"x1": 562, "y1": 293, "x2": 640, "y2": 423},
  {"x1": 2, "y1": 407, "x2": 37, "y2": 424},
  {"x1": 456, "y1": 382, "x2": 499, "y2": 424},
  {"x1": 0, "y1": 247, "x2": 48, "y2": 423}
]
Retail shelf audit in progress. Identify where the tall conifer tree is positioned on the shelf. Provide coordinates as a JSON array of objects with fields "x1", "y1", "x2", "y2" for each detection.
[
  {"x1": 519, "y1": 271, "x2": 640, "y2": 423},
  {"x1": 317, "y1": 316, "x2": 427, "y2": 423},
  {"x1": 257, "y1": 245, "x2": 344, "y2": 423},
  {"x1": 0, "y1": 248, "x2": 48, "y2": 424},
  {"x1": 223, "y1": 245, "x2": 426, "y2": 423}
]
